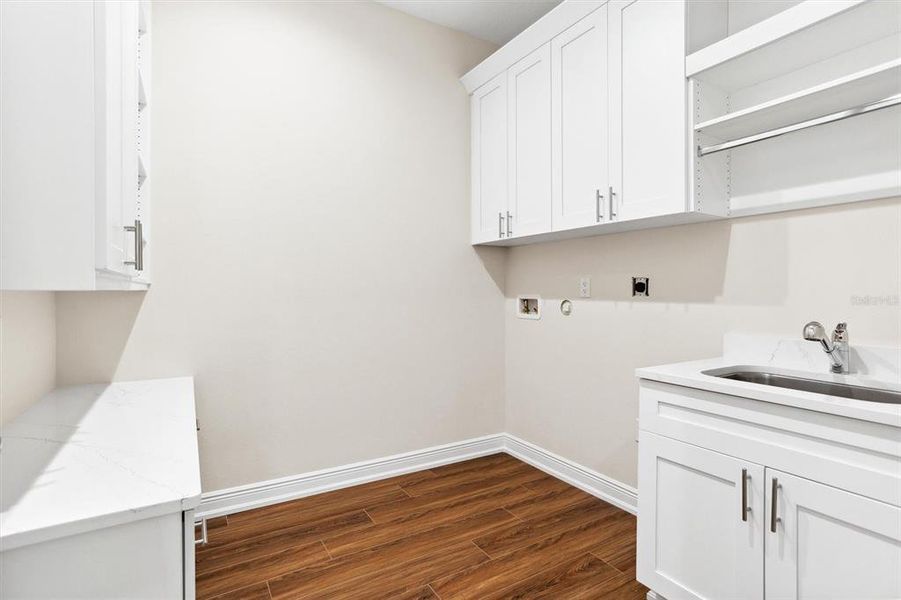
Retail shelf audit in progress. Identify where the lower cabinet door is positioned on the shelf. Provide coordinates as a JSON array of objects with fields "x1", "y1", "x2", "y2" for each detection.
[
  {"x1": 637, "y1": 432, "x2": 764, "y2": 600},
  {"x1": 765, "y1": 469, "x2": 901, "y2": 600}
]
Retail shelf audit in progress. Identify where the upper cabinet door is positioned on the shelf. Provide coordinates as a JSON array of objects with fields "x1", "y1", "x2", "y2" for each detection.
[
  {"x1": 96, "y1": 0, "x2": 145, "y2": 280},
  {"x1": 637, "y1": 432, "x2": 765, "y2": 600},
  {"x1": 471, "y1": 73, "x2": 508, "y2": 244},
  {"x1": 609, "y1": 0, "x2": 687, "y2": 221},
  {"x1": 551, "y1": 6, "x2": 609, "y2": 231},
  {"x1": 765, "y1": 469, "x2": 901, "y2": 600},
  {"x1": 507, "y1": 44, "x2": 552, "y2": 238}
]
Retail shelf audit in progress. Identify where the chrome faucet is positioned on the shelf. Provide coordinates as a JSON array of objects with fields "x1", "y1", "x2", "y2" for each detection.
[{"x1": 802, "y1": 321, "x2": 850, "y2": 374}]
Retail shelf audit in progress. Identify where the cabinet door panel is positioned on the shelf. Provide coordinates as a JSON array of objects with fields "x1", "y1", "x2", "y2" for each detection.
[
  {"x1": 765, "y1": 469, "x2": 901, "y2": 600},
  {"x1": 637, "y1": 432, "x2": 764, "y2": 600},
  {"x1": 508, "y1": 44, "x2": 552, "y2": 238},
  {"x1": 551, "y1": 6, "x2": 608, "y2": 231},
  {"x1": 610, "y1": 0, "x2": 686, "y2": 221},
  {"x1": 471, "y1": 73, "x2": 508, "y2": 243},
  {"x1": 95, "y1": 0, "x2": 145, "y2": 279}
]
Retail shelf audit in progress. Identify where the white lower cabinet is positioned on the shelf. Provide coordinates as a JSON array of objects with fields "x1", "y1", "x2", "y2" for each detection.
[
  {"x1": 638, "y1": 433, "x2": 764, "y2": 600},
  {"x1": 637, "y1": 381, "x2": 901, "y2": 600},
  {"x1": 765, "y1": 470, "x2": 901, "y2": 600},
  {"x1": 0, "y1": 511, "x2": 194, "y2": 599}
]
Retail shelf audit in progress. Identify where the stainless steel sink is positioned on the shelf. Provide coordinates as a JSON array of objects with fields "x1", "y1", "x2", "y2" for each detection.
[{"x1": 706, "y1": 369, "x2": 901, "y2": 405}]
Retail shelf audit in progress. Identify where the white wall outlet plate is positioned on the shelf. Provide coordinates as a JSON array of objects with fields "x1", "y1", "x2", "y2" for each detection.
[
  {"x1": 579, "y1": 276, "x2": 591, "y2": 298},
  {"x1": 516, "y1": 295, "x2": 542, "y2": 320}
]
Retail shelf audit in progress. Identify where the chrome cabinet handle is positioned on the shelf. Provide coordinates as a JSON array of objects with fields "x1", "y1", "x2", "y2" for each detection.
[
  {"x1": 770, "y1": 478, "x2": 780, "y2": 533},
  {"x1": 506, "y1": 211, "x2": 512, "y2": 236},
  {"x1": 596, "y1": 189, "x2": 604, "y2": 222},
  {"x1": 609, "y1": 186, "x2": 617, "y2": 219},
  {"x1": 195, "y1": 518, "x2": 208, "y2": 546},
  {"x1": 123, "y1": 219, "x2": 144, "y2": 271},
  {"x1": 498, "y1": 212, "x2": 505, "y2": 238},
  {"x1": 741, "y1": 469, "x2": 750, "y2": 522}
]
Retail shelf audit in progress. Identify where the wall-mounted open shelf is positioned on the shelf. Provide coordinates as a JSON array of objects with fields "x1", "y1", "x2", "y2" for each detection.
[
  {"x1": 687, "y1": 0, "x2": 901, "y2": 92},
  {"x1": 695, "y1": 59, "x2": 901, "y2": 155},
  {"x1": 689, "y1": 0, "x2": 901, "y2": 219}
]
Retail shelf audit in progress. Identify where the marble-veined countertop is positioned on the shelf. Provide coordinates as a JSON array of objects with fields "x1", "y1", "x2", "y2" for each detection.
[{"x1": 1, "y1": 377, "x2": 201, "y2": 551}]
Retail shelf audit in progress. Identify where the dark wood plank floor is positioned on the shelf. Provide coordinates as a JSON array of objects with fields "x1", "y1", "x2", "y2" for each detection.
[{"x1": 196, "y1": 453, "x2": 648, "y2": 599}]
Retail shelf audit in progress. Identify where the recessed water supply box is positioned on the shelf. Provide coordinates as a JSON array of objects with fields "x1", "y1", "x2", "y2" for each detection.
[{"x1": 516, "y1": 295, "x2": 542, "y2": 320}]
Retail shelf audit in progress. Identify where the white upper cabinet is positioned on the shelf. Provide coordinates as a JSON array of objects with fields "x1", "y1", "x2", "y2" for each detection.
[
  {"x1": 765, "y1": 469, "x2": 901, "y2": 600},
  {"x1": 609, "y1": 0, "x2": 688, "y2": 221},
  {"x1": 471, "y1": 73, "x2": 508, "y2": 244},
  {"x1": 552, "y1": 6, "x2": 609, "y2": 231},
  {"x1": 462, "y1": 0, "x2": 898, "y2": 246},
  {"x1": 508, "y1": 44, "x2": 553, "y2": 238},
  {"x1": 0, "y1": 0, "x2": 151, "y2": 290}
]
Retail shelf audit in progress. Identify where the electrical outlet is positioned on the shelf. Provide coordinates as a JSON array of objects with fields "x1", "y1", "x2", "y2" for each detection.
[
  {"x1": 632, "y1": 276, "x2": 649, "y2": 297},
  {"x1": 579, "y1": 276, "x2": 591, "y2": 298}
]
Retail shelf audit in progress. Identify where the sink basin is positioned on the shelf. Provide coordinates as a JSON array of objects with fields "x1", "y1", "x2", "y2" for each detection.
[{"x1": 705, "y1": 369, "x2": 901, "y2": 405}]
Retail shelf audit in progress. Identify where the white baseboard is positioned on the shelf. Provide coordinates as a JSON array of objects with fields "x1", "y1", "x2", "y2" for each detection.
[
  {"x1": 197, "y1": 433, "x2": 638, "y2": 519},
  {"x1": 502, "y1": 434, "x2": 637, "y2": 515}
]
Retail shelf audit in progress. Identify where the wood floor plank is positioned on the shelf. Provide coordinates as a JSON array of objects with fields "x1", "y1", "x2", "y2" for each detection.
[
  {"x1": 325, "y1": 485, "x2": 533, "y2": 557},
  {"x1": 504, "y1": 480, "x2": 598, "y2": 521},
  {"x1": 196, "y1": 541, "x2": 329, "y2": 599},
  {"x1": 364, "y1": 585, "x2": 440, "y2": 600},
  {"x1": 196, "y1": 510, "x2": 372, "y2": 574},
  {"x1": 267, "y1": 542, "x2": 487, "y2": 599},
  {"x1": 363, "y1": 477, "x2": 534, "y2": 524},
  {"x1": 583, "y1": 576, "x2": 649, "y2": 600},
  {"x1": 209, "y1": 483, "x2": 406, "y2": 546},
  {"x1": 430, "y1": 514, "x2": 627, "y2": 600},
  {"x1": 523, "y1": 474, "x2": 575, "y2": 493},
  {"x1": 424, "y1": 453, "x2": 517, "y2": 479},
  {"x1": 380, "y1": 469, "x2": 438, "y2": 488},
  {"x1": 320, "y1": 507, "x2": 516, "y2": 565},
  {"x1": 473, "y1": 497, "x2": 620, "y2": 558},
  {"x1": 402, "y1": 459, "x2": 543, "y2": 497},
  {"x1": 478, "y1": 553, "x2": 623, "y2": 600},
  {"x1": 268, "y1": 510, "x2": 514, "y2": 597},
  {"x1": 207, "y1": 582, "x2": 271, "y2": 600},
  {"x1": 590, "y1": 512, "x2": 639, "y2": 577}
]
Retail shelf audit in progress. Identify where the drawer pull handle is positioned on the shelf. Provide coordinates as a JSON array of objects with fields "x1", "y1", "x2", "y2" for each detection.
[
  {"x1": 770, "y1": 478, "x2": 781, "y2": 533},
  {"x1": 741, "y1": 468, "x2": 750, "y2": 522},
  {"x1": 195, "y1": 518, "x2": 208, "y2": 546},
  {"x1": 123, "y1": 219, "x2": 144, "y2": 272}
]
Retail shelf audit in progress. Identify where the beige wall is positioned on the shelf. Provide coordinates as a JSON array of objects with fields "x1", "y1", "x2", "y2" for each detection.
[
  {"x1": 0, "y1": 292, "x2": 56, "y2": 425},
  {"x1": 42, "y1": 2, "x2": 901, "y2": 496},
  {"x1": 505, "y1": 197, "x2": 901, "y2": 487},
  {"x1": 55, "y1": 1, "x2": 505, "y2": 491}
]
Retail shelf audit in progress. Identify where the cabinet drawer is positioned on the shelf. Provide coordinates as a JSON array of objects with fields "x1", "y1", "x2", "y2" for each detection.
[{"x1": 639, "y1": 379, "x2": 901, "y2": 507}]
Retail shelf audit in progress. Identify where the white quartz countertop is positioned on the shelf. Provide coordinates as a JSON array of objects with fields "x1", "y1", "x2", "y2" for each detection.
[
  {"x1": 1, "y1": 377, "x2": 202, "y2": 551},
  {"x1": 637, "y1": 358, "x2": 901, "y2": 428}
]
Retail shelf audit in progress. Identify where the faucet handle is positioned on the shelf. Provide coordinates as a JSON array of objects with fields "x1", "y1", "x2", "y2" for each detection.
[{"x1": 833, "y1": 322, "x2": 848, "y2": 343}]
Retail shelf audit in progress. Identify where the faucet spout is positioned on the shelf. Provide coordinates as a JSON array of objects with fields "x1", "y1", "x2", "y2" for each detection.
[{"x1": 802, "y1": 321, "x2": 850, "y2": 374}]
